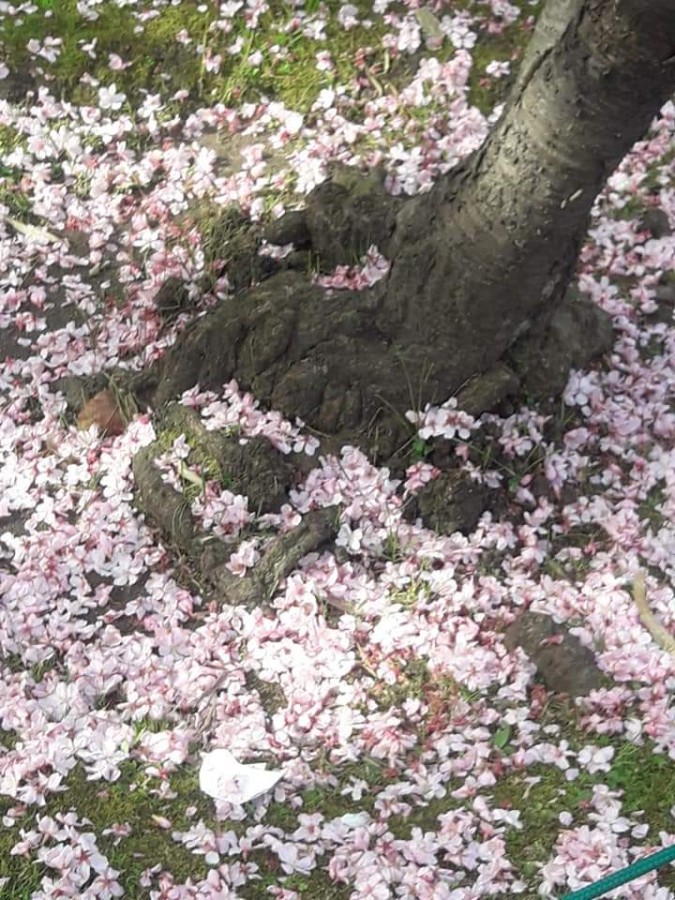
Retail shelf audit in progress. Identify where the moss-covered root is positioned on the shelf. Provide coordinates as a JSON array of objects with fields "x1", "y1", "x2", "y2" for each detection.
[
  {"x1": 133, "y1": 429, "x2": 340, "y2": 609},
  {"x1": 205, "y1": 505, "x2": 340, "y2": 608}
]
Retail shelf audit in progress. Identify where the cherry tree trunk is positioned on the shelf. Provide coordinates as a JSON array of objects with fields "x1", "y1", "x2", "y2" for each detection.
[
  {"x1": 154, "y1": 0, "x2": 675, "y2": 459},
  {"x1": 377, "y1": 0, "x2": 675, "y2": 382}
]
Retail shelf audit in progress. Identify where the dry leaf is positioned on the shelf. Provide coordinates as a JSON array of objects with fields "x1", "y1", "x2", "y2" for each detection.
[
  {"x1": 415, "y1": 9, "x2": 443, "y2": 46},
  {"x1": 4, "y1": 215, "x2": 60, "y2": 243},
  {"x1": 77, "y1": 389, "x2": 126, "y2": 436}
]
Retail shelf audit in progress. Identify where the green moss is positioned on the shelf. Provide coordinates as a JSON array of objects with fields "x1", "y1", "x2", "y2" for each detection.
[
  {"x1": 244, "y1": 670, "x2": 286, "y2": 717},
  {"x1": 9, "y1": 3, "x2": 668, "y2": 897},
  {"x1": 382, "y1": 530, "x2": 408, "y2": 563},
  {"x1": 240, "y1": 870, "x2": 351, "y2": 900},
  {"x1": 607, "y1": 742, "x2": 675, "y2": 824},
  {"x1": 0, "y1": 0, "x2": 541, "y2": 124},
  {"x1": 611, "y1": 196, "x2": 648, "y2": 221},
  {"x1": 0, "y1": 168, "x2": 34, "y2": 221},
  {"x1": 549, "y1": 523, "x2": 606, "y2": 556},
  {"x1": 387, "y1": 575, "x2": 432, "y2": 609},
  {"x1": 0, "y1": 727, "x2": 18, "y2": 750},
  {"x1": 2, "y1": 653, "x2": 27, "y2": 674},
  {"x1": 0, "y1": 124, "x2": 24, "y2": 155},
  {"x1": 492, "y1": 764, "x2": 595, "y2": 882},
  {"x1": 4, "y1": 715, "x2": 674, "y2": 898},
  {"x1": 641, "y1": 147, "x2": 675, "y2": 194},
  {"x1": 541, "y1": 555, "x2": 593, "y2": 583},
  {"x1": 153, "y1": 424, "x2": 229, "y2": 499},
  {"x1": 29, "y1": 659, "x2": 57, "y2": 684},
  {"x1": 490, "y1": 729, "x2": 675, "y2": 890},
  {"x1": 0, "y1": 748, "x2": 396, "y2": 896},
  {"x1": 609, "y1": 746, "x2": 675, "y2": 898},
  {"x1": 370, "y1": 656, "x2": 460, "y2": 712},
  {"x1": 639, "y1": 334, "x2": 668, "y2": 363},
  {"x1": 1, "y1": 2, "x2": 204, "y2": 104},
  {"x1": 0, "y1": 857, "x2": 41, "y2": 900}
]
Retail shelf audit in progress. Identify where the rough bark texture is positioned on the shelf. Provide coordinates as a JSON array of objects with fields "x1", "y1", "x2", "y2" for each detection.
[
  {"x1": 403, "y1": 471, "x2": 493, "y2": 536},
  {"x1": 153, "y1": 0, "x2": 675, "y2": 459},
  {"x1": 158, "y1": 404, "x2": 293, "y2": 514},
  {"x1": 513, "y1": 0, "x2": 578, "y2": 92}
]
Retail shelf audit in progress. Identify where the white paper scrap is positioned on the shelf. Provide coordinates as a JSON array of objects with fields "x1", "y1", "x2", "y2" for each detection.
[
  {"x1": 338, "y1": 812, "x2": 371, "y2": 828},
  {"x1": 199, "y1": 749, "x2": 283, "y2": 804}
]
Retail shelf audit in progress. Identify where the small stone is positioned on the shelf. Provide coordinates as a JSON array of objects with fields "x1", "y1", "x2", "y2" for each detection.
[
  {"x1": 504, "y1": 611, "x2": 603, "y2": 697},
  {"x1": 639, "y1": 208, "x2": 671, "y2": 239}
]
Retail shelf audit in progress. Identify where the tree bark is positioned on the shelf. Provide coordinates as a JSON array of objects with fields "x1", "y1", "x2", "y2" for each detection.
[
  {"x1": 154, "y1": 0, "x2": 675, "y2": 459},
  {"x1": 513, "y1": 0, "x2": 578, "y2": 92}
]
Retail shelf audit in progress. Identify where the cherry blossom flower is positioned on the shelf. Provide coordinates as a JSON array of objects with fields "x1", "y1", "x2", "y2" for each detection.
[{"x1": 98, "y1": 84, "x2": 126, "y2": 112}]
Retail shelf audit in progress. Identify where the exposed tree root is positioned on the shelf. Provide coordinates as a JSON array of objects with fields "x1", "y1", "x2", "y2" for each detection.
[
  {"x1": 132, "y1": 418, "x2": 339, "y2": 610},
  {"x1": 205, "y1": 506, "x2": 339, "y2": 610}
]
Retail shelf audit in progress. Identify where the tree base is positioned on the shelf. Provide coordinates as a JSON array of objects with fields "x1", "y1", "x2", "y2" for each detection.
[
  {"x1": 152, "y1": 270, "x2": 612, "y2": 464},
  {"x1": 95, "y1": 171, "x2": 612, "y2": 609},
  {"x1": 148, "y1": 166, "x2": 612, "y2": 461}
]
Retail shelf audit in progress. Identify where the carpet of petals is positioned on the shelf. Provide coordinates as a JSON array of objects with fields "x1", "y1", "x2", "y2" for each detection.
[{"x1": 1, "y1": 1, "x2": 675, "y2": 898}]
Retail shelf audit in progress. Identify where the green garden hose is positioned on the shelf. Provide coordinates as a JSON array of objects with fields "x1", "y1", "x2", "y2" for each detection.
[{"x1": 560, "y1": 844, "x2": 675, "y2": 899}]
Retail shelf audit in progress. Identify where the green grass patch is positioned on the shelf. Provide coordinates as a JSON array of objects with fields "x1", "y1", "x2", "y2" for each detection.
[
  {"x1": 153, "y1": 425, "x2": 230, "y2": 500},
  {"x1": 239, "y1": 868, "x2": 352, "y2": 900},
  {"x1": 491, "y1": 730, "x2": 675, "y2": 890},
  {"x1": 467, "y1": 4, "x2": 541, "y2": 114},
  {"x1": 492, "y1": 762, "x2": 595, "y2": 883},
  {"x1": 0, "y1": 750, "x2": 398, "y2": 897},
  {"x1": 0, "y1": 0, "x2": 545, "y2": 123},
  {"x1": 607, "y1": 741, "x2": 675, "y2": 825},
  {"x1": 0, "y1": 124, "x2": 33, "y2": 219},
  {"x1": 0, "y1": 760, "x2": 214, "y2": 897},
  {"x1": 638, "y1": 486, "x2": 668, "y2": 531},
  {"x1": 0, "y1": 0, "x2": 388, "y2": 115}
]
